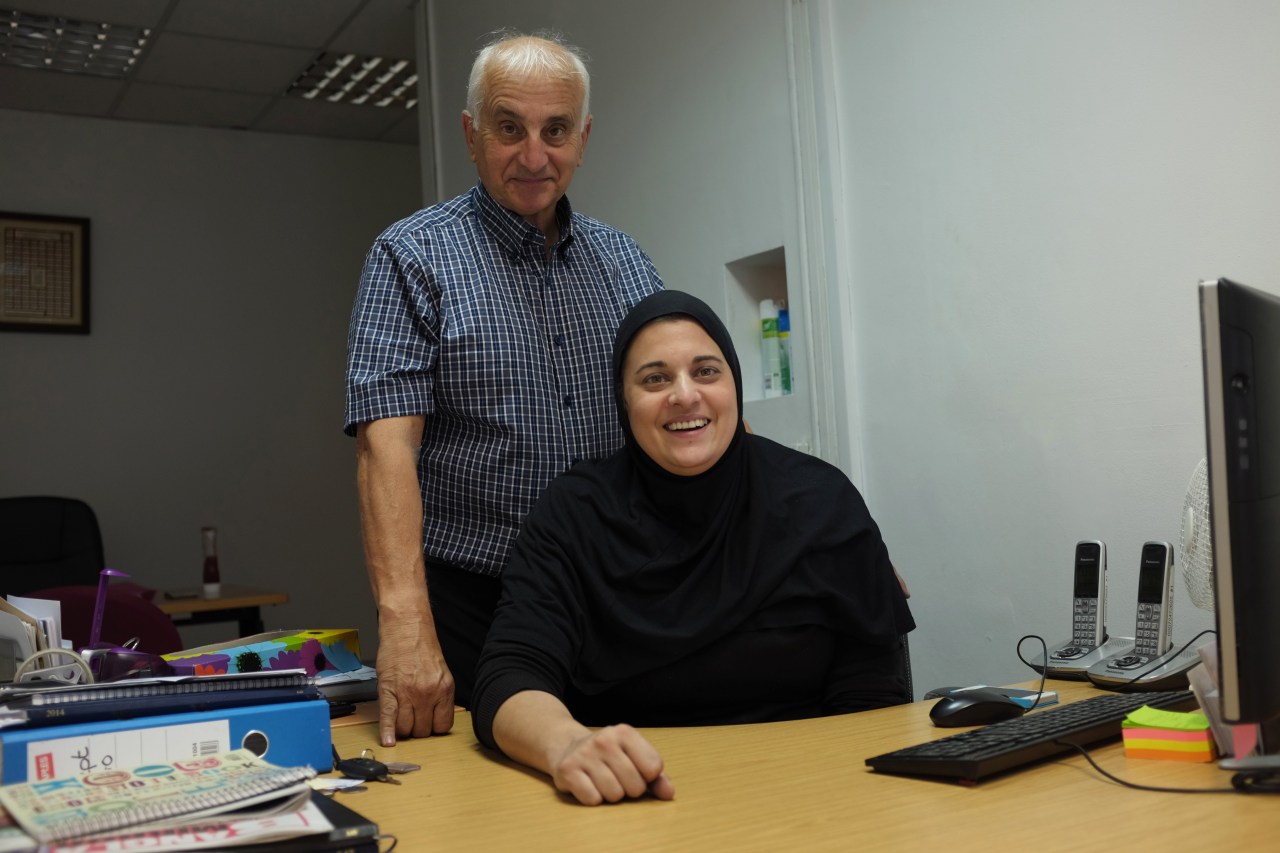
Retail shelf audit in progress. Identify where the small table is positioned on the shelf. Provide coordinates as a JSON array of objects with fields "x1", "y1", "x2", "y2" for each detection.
[{"x1": 155, "y1": 584, "x2": 288, "y2": 637}]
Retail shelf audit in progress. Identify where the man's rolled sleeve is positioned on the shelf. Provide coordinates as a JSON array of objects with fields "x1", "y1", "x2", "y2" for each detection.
[{"x1": 344, "y1": 239, "x2": 439, "y2": 435}]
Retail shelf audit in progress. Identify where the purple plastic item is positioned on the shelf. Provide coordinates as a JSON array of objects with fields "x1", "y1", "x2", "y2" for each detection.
[{"x1": 89, "y1": 567, "x2": 130, "y2": 647}]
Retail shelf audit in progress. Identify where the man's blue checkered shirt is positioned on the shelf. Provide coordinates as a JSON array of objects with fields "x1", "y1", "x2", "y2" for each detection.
[{"x1": 345, "y1": 182, "x2": 663, "y2": 576}]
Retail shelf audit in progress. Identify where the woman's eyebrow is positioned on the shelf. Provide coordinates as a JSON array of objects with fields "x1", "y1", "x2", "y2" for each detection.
[
  {"x1": 633, "y1": 359, "x2": 667, "y2": 375},
  {"x1": 634, "y1": 354, "x2": 722, "y2": 375}
]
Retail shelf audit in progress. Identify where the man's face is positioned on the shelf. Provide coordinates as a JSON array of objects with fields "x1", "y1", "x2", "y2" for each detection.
[{"x1": 463, "y1": 72, "x2": 591, "y2": 236}]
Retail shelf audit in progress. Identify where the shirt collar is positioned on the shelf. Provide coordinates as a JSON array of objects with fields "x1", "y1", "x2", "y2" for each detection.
[{"x1": 470, "y1": 181, "x2": 576, "y2": 259}]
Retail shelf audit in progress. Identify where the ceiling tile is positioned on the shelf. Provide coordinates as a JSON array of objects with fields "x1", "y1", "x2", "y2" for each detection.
[
  {"x1": 133, "y1": 32, "x2": 314, "y2": 95},
  {"x1": 164, "y1": 0, "x2": 364, "y2": 48},
  {"x1": 330, "y1": 0, "x2": 417, "y2": 59},
  {"x1": 0, "y1": 0, "x2": 420, "y2": 145},
  {"x1": 253, "y1": 96, "x2": 408, "y2": 141},
  {"x1": 7, "y1": 0, "x2": 170, "y2": 28},
  {"x1": 113, "y1": 81, "x2": 272, "y2": 129},
  {"x1": 0, "y1": 65, "x2": 122, "y2": 115}
]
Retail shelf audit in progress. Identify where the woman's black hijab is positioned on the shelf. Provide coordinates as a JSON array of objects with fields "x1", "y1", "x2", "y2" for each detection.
[
  {"x1": 524, "y1": 290, "x2": 912, "y2": 691},
  {"x1": 609, "y1": 290, "x2": 749, "y2": 521}
]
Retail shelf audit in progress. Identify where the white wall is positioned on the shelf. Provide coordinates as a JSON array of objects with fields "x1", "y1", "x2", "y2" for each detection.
[
  {"x1": 828, "y1": 0, "x2": 1280, "y2": 693},
  {"x1": 0, "y1": 108, "x2": 421, "y2": 653}
]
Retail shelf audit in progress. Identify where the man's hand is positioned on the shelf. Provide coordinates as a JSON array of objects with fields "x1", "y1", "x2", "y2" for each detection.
[
  {"x1": 550, "y1": 724, "x2": 675, "y2": 806},
  {"x1": 375, "y1": 617, "x2": 455, "y2": 746}
]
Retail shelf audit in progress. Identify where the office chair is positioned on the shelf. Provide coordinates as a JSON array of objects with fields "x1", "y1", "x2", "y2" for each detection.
[
  {"x1": 900, "y1": 634, "x2": 914, "y2": 700},
  {"x1": 0, "y1": 496, "x2": 104, "y2": 597},
  {"x1": 25, "y1": 585, "x2": 184, "y2": 655}
]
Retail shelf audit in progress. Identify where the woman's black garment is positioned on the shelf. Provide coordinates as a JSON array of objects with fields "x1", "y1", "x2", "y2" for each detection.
[
  {"x1": 424, "y1": 558, "x2": 502, "y2": 709},
  {"x1": 472, "y1": 291, "x2": 914, "y2": 748}
]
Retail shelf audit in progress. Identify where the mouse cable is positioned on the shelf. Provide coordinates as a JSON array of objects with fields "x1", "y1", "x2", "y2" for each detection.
[
  {"x1": 1055, "y1": 740, "x2": 1239, "y2": 794},
  {"x1": 1117, "y1": 628, "x2": 1217, "y2": 687},
  {"x1": 1014, "y1": 635, "x2": 1050, "y2": 711}
]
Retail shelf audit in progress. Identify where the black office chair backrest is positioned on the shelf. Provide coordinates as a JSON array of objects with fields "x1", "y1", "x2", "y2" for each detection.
[
  {"x1": 0, "y1": 496, "x2": 105, "y2": 597},
  {"x1": 900, "y1": 633, "x2": 914, "y2": 701}
]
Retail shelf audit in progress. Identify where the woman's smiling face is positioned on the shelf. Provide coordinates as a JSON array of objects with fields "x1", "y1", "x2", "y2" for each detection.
[{"x1": 621, "y1": 317, "x2": 738, "y2": 476}]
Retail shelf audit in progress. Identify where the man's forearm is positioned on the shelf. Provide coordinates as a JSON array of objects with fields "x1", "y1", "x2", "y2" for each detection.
[{"x1": 355, "y1": 417, "x2": 431, "y2": 615}]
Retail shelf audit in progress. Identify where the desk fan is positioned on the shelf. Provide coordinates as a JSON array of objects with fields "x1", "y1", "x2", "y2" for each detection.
[{"x1": 1180, "y1": 457, "x2": 1215, "y2": 613}]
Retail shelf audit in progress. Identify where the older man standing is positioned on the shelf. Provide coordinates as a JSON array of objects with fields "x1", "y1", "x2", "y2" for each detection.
[{"x1": 345, "y1": 31, "x2": 662, "y2": 747}]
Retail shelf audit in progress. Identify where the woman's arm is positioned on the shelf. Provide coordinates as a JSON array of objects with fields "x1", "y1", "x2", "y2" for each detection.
[{"x1": 492, "y1": 689, "x2": 675, "y2": 806}]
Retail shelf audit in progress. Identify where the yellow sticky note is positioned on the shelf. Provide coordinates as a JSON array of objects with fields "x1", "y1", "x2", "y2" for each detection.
[{"x1": 1122, "y1": 705, "x2": 1209, "y2": 732}]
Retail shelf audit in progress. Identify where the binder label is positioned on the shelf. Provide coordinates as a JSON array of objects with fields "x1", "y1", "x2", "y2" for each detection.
[{"x1": 26, "y1": 721, "x2": 230, "y2": 781}]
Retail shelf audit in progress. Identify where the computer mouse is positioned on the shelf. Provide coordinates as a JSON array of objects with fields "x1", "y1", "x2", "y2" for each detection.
[{"x1": 928, "y1": 687, "x2": 1027, "y2": 727}]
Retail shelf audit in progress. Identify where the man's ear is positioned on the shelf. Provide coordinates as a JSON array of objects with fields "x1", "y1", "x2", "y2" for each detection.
[
  {"x1": 578, "y1": 115, "x2": 592, "y2": 162},
  {"x1": 462, "y1": 110, "x2": 477, "y2": 162}
]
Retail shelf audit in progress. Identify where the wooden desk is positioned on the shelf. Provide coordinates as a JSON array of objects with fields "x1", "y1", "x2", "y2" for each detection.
[
  {"x1": 329, "y1": 681, "x2": 1278, "y2": 851},
  {"x1": 156, "y1": 584, "x2": 287, "y2": 637}
]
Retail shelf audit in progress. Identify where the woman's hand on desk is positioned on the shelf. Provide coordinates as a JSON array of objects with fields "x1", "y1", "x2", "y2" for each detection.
[
  {"x1": 376, "y1": 616, "x2": 455, "y2": 746},
  {"x1": 553, "y1": 725, "x2": 675, "y2": 806},
  {"x1": 493, "y1": 690, "x2": 675, "y2": 806}
]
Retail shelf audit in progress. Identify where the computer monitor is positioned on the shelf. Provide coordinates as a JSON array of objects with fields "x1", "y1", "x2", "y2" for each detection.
[{"x1": 1199, "y1": 278, "x2": 1280, "y2": 746}]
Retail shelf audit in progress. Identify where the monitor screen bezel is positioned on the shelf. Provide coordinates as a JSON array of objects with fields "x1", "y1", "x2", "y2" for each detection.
[
  {"x1": 1200, "y1": 277, "x2": 1280, "y2": 727},
  {"x1": 1200, "y1": 279, "x2": 1239, "y2": 719}
]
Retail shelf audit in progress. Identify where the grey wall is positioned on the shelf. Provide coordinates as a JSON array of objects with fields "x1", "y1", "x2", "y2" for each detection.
[{"x1": 0, "y1": 108, "x2": 420, "y2": 653}]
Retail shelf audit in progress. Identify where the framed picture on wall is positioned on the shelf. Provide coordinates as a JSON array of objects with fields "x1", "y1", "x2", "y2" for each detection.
[{"x1": 1, "y1": 212, "x2": 91, "y2": 334}]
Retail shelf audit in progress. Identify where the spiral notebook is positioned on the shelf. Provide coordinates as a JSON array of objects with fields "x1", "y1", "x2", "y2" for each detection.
[
  {"x1": 0, "y1": 749, "x2": 315, "y2": 844},
  {"x1": 0, "y1": 670, "x2": 319, "y2": 730}
]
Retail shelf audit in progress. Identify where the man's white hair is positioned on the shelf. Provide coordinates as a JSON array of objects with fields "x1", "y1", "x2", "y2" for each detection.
[{"x1": 466, "y1": 30, "x2": 590, "y2": 131}]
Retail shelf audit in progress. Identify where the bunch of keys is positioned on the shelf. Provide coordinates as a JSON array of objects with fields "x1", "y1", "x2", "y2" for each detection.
[{"x1": 332, "y1": 746, "x2": 421, "y2": 786}]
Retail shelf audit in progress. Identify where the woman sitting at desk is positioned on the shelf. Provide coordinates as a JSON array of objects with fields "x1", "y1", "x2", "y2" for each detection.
[{"x1": 472, "y1": 290, "x2": 914, "y2": 805}]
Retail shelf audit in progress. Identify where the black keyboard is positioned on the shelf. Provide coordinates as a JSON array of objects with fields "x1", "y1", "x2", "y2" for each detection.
[{"x1": 865, "y1": 689, "x2": 1197, "y2": 782}]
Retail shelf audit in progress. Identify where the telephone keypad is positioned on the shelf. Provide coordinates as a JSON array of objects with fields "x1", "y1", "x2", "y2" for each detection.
[
  {"x1": 1071, "y1": 597, "x2": 1099, "y2": 646},
  {"x1": 1135, "y1": 603, "x2": 1163, "y2": 657}
]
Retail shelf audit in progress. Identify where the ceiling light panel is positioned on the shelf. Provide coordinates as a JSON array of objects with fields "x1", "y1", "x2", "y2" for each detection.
[
  {"x1": 286, "y1": 51, "x2": 416, "y2": 109},
  {"x1": 1, "y1": 7, "x2": 150, "y2": 78}
]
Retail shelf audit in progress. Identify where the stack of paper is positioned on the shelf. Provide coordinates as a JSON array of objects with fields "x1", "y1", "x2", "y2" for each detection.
[
  {"x1": 1121, "y1": 705, "x2": 1217, "y2": 762},
  {"x1": 0, "y1": 671, "x2": 334, "y2": 785},
  {"x1": 316, "y1": 664, "x2": 378, "y2": 703},
  {"x1": 0, "y1": 749, "x2": 381, "y2": 851}
]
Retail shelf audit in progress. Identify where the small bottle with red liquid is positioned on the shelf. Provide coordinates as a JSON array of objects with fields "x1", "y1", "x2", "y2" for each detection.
[{"x1": 202, "y1": 526, "x2": 222, "y2": 598}]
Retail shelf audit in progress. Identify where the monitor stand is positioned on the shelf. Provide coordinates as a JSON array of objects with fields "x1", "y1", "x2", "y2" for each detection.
[{"x1": 1219, "y1": 718, "x2": 1280, "y2": 771}]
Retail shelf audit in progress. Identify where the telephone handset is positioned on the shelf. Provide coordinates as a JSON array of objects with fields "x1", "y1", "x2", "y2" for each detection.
[
  {"x1": 1051, "y1": 540, "x2": 1108, "y2": 661},
  {"x1": 1103, "y1": 541, "x2": 1175, "y2": 671}
]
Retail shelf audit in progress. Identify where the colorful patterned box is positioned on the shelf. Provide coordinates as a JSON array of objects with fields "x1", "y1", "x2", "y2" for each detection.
[{"x1": 162, "y1": 628, "x2": 363, "y2": 677}]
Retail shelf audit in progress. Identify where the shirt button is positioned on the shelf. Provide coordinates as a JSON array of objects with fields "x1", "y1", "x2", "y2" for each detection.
[
  {"x1": 553, "y1": 333, "x2": 566, "y2": 347},
  {"x1": 563, "y1": 394, "x2": 574, "y2": 407}
]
